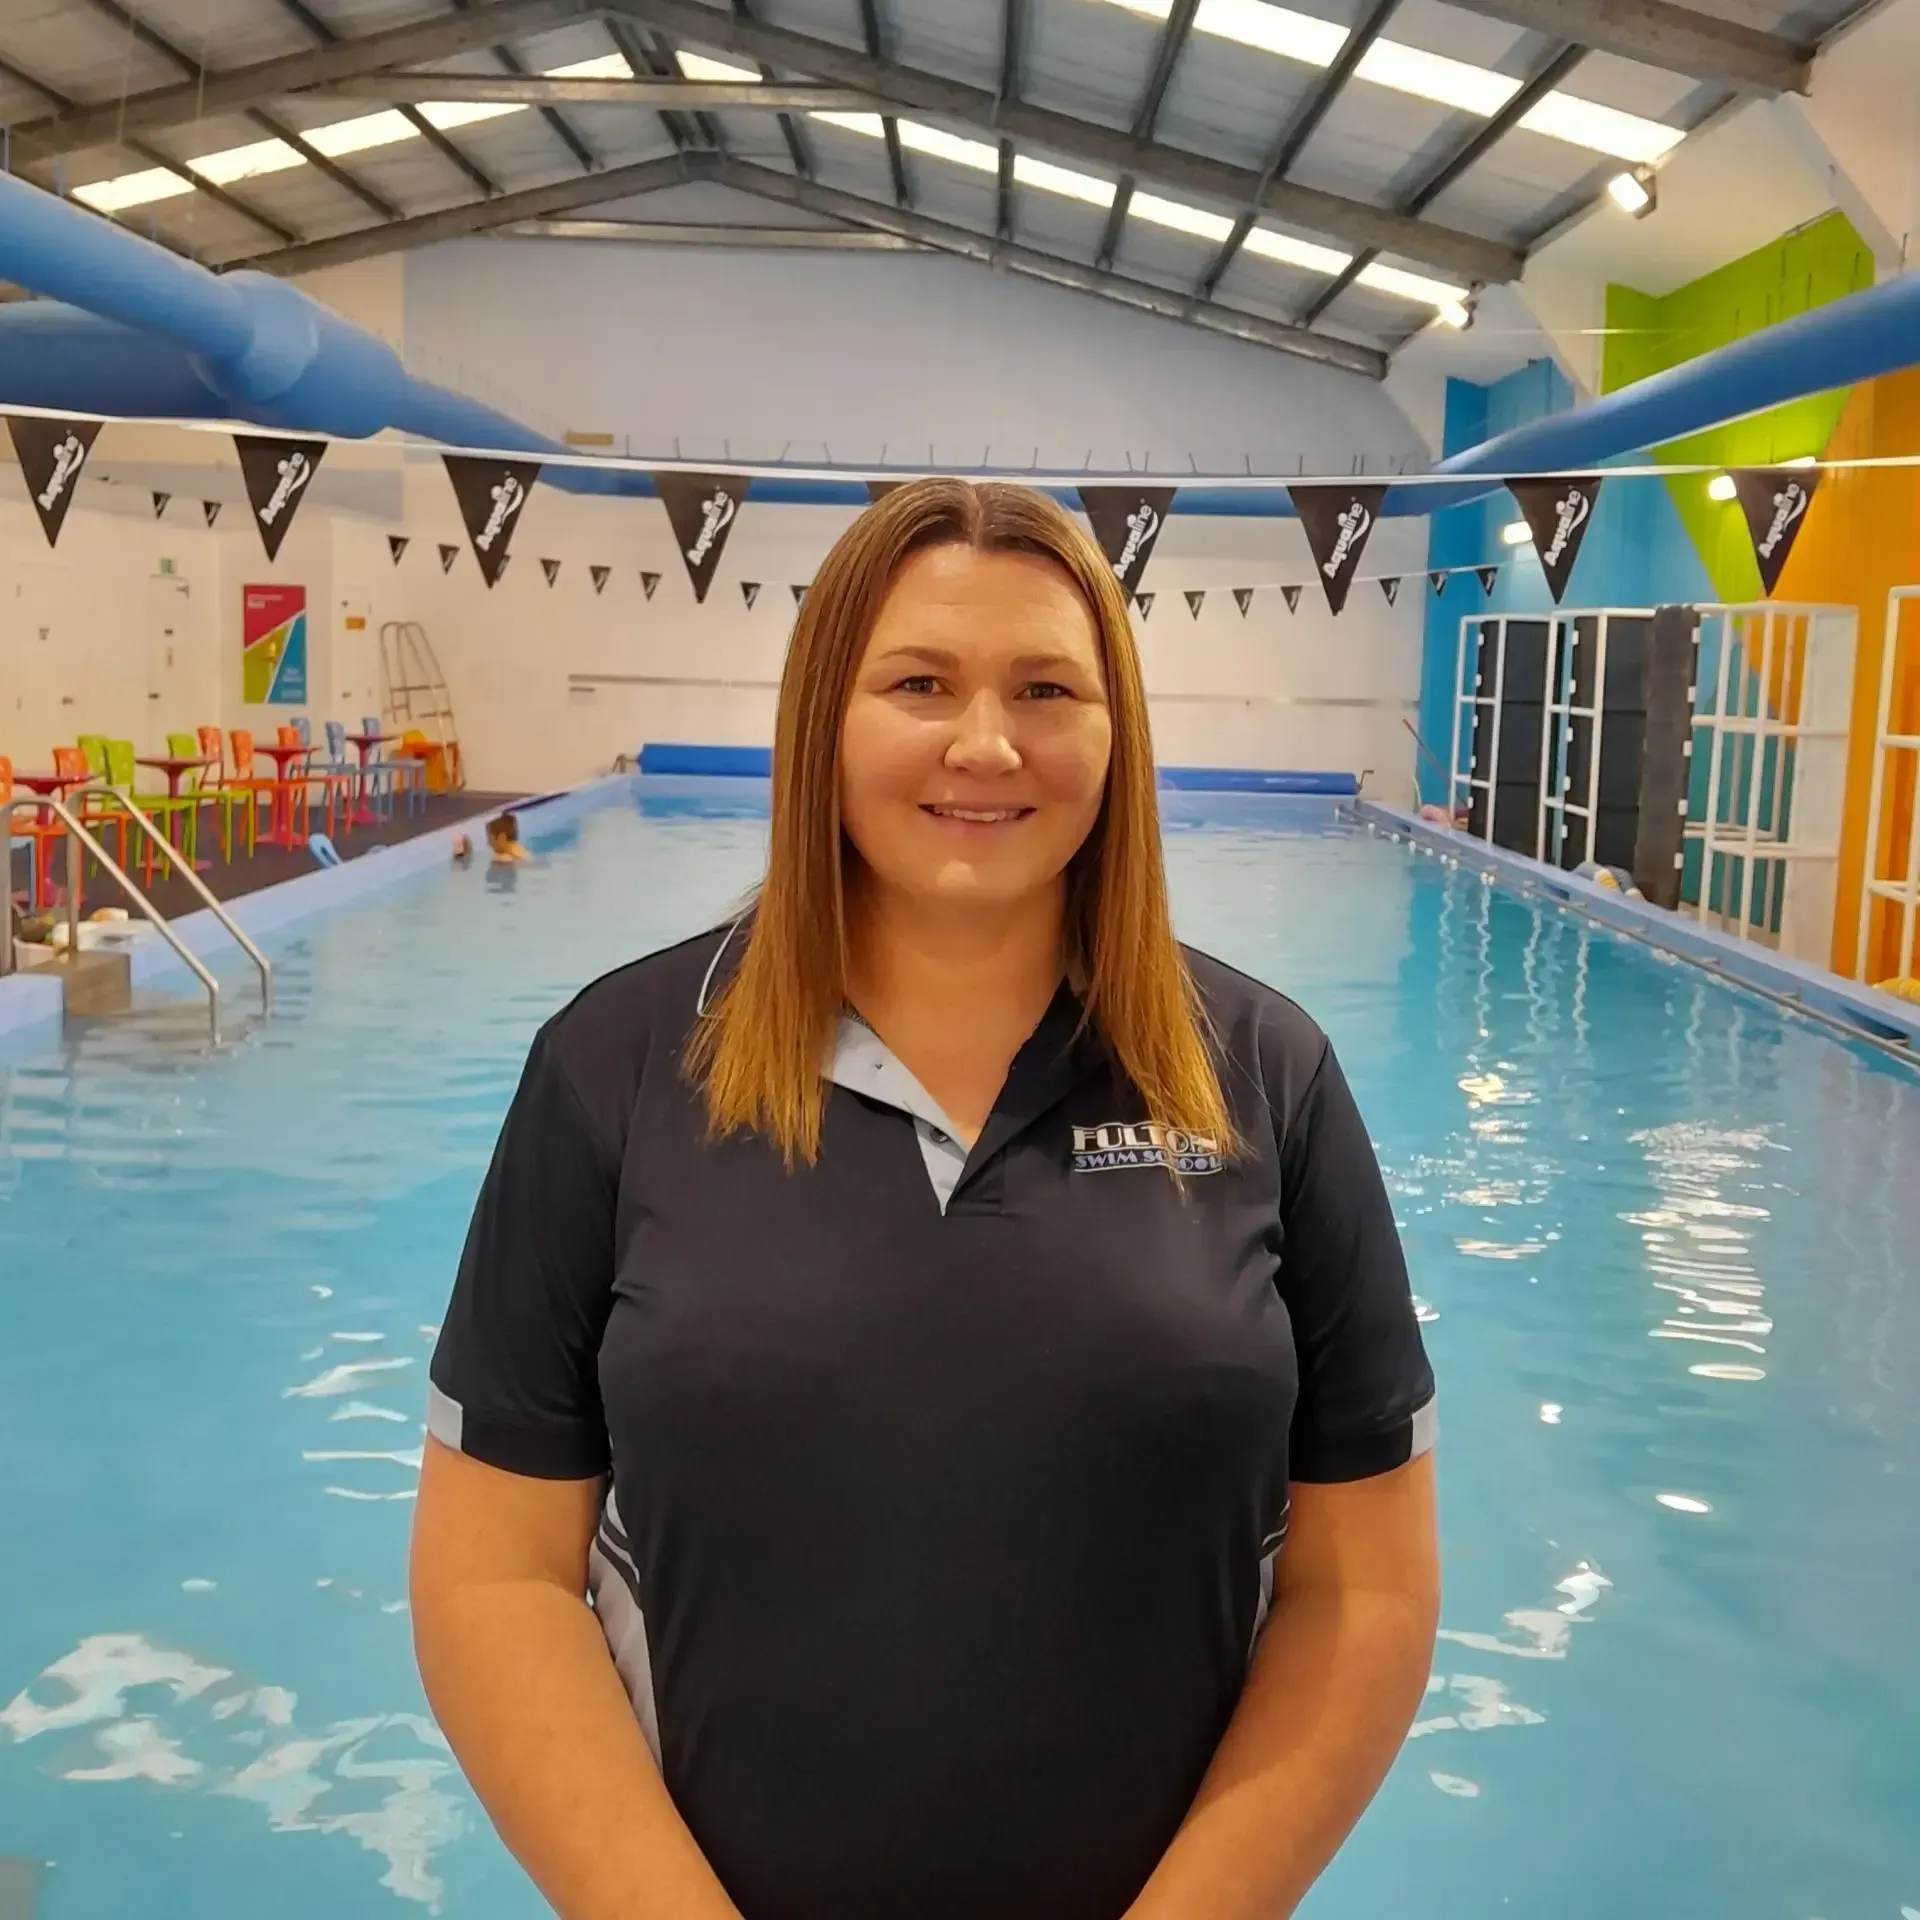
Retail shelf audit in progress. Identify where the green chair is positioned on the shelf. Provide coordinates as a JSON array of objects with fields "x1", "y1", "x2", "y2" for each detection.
[
  {"x1": 73, "y1": 733, "x2": 130, "y2": 872},
  {"x1": 184, "y1": 725, "x2": 259, "y2": 864},
  {"x1": 104, "y1": 739, "x2": 199, "y2": 881}
]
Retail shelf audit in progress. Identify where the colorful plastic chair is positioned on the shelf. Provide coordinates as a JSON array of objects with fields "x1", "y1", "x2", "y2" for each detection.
[
  {"x1": 3, "y1": 755, "x2": 69, "y2": 912},
  {"x1": 191, "y1": 726, "x2": 258, "y2": 863},
  {"x1": 309, "y1": 721, "x2": 365, "y2": 836},
  {"x1": 359, "y1": 716, "x2": 426, "y2": 818},
  {"x1": 231, "y1": 729, "x2": 309, "y2": 848},
  {"x1": 106, "y1": 738, "x2": 198, "y2": 881},
  {"x1": 69, "y1": 739, "x2": 131, "y2": 873}
]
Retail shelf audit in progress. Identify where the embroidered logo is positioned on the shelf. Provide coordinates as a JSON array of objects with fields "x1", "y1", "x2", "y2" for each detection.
[{"x1": 1072, "y1": 1121, "x2": 1222, "y2": 1175}]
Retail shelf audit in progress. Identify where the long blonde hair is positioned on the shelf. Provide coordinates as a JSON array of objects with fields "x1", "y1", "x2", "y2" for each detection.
[{"x1": 685, "y1": 478, "x2": 1231, "y2": 1166}]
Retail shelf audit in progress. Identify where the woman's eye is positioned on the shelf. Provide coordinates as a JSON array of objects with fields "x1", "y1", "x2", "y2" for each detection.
[
  {"x1": 1022, "y1": 681, "x2": 1072, "y2": 701},
  {"x1": 894, "y1": 675, "x2": 941, "y2": 695}
]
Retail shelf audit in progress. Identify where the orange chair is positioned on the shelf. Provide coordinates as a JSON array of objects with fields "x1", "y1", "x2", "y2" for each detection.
[
  {"x1": 3, "y1": 755, "x2": 70, "y2": 910},
  {"x1": 230, "y1": 729, "x2": 308, "y2": 850},
  {"x1": 192, "y1": 726, "x2": 258, "y2": 863},
  {"x1": 281, "y1": 723, "x2": 355, "y2": 840}
]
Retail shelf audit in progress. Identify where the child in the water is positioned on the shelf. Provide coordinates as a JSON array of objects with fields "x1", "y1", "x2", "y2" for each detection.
[{"x1": 485, "y1": 812, "x2": 531, "y2": 866}]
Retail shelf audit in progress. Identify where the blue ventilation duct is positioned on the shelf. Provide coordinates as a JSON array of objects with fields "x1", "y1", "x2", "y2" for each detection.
[{"x1": 6, "y1": 168, "x2": 1920, "y2": 513}]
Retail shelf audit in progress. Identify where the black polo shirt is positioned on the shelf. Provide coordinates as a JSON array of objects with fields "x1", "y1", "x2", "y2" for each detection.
[{"x1": 429, "y1": 925, "x2": 1435, "y2": 1920}]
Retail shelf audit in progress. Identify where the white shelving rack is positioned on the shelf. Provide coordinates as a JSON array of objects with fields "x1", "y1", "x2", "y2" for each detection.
[
  {"x1": 1690, "y1": 602, "x2": 1857, "y2": 967},
  {"x1": 1857, "y1": 585, "x2": 1920, "y2": 984},
  {"x1": 1448, "y1": 608, "x2": 1654, "y2": 868}
]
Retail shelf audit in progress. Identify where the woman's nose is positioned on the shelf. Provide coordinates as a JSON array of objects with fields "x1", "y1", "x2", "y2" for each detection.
[{"x1": 944, "y1": 690, "x2": 1022, "y2": 775}]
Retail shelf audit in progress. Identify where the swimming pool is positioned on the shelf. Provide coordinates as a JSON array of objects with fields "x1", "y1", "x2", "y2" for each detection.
[{"x1": 2, "y1": 778, "x2": 1915, "y2": 1920}]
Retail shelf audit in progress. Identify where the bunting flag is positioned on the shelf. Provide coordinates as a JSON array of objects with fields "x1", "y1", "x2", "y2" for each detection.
[
  {"x1": 541, "y1": 557, "x2": 561, "y2": 587},
  {"x1": 444, "y1": 454, "x2": 539, "y2": 589},
  {"x1": 497, "y1": 554, "x2": 513, "y2": 580},
  {"x1": 590, "y1": 564, "x2": 610, "y2": 595},
  {"x1": 1476, "y1": 566, "x2": 1499, "y2": 596},
  {"x1": 6, "y1": 414, "x2": 102, "y2": 547},
  {"x1": 152, "y1": 491, "x2": 171, "y2": 519},
  {"x1": 1232, "y1": 587, "x2": 1254, "y2": 617},
  {"x1": 1730, "y1": 467, "x2": 1822, "y2": 594},
  {"x1": 742, "y1": 581, "x2": 762, "y2": 609},
  {"x1": 1379, "y1": 576, "x2": 1401, "y2": 605},
  {"x1": 1134, "y1": 591, "x2": 1156, "y2": 619},
  {"x1": 389, "y1": 535, "x2": 410, "y2": 565},
  {"x1": 1079, "y1": 486, "x2": 1176, "y2": 599},
  {"x1": 641, "y1": 571, "x2": 662, "y2": 600},
  {"x1": 655, "y1": 471, "x2": 746, "y2": 603},
  {"x1": 1281, "y1": 584, "x2": 1303, "y2": 614},
  {"x1": 866, "y1": 480, "x2": 906, "y2": 502},
  {"x1": 202, "y1": 500, "x2": 222, "y2": 527},
  {"x1": 439, "y1": 542, "x2": 460, "y2": 574},
  {"x1": 1428, "y1": 571, "x2": 1448, "y2": 596},
  {"x1": 1289, "y1": 483, "x2": 1387, "y2": 615},
  {"x1": 236, "y1": 434, "x2": 327, "y2": 561},
  {"x1": 792, "y1": 583, "x2": 809, "y2": 606},
  {"x1": 1507, "y1": 474, "x2": 1602, "y2": 604},
  {"x1": 1184, "y1": 590, "x2": 1206, "y2": 619}
]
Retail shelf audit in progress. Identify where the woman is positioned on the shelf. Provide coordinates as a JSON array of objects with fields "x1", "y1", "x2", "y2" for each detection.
[{"x1": 414, "y1": 479, "x2": 1438, "y2": 1920}]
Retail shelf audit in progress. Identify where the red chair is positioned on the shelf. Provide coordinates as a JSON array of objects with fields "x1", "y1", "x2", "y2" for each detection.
[
  {"x1": 3, "y1": 754, "x2": 70, "y2": 910},
  {"x1": 230, "y1": 729, "x2": 308, "y2": 849},
  {"x1": 193, "y1": 725, "x2": 258, "y2": 863},
  {"x1": 281, "y1": 723, "x2": 355, "y2": 840}
]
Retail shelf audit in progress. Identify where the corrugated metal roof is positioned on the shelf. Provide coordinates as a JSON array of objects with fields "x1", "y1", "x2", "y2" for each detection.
[{"x1": 0, "y1": 0, "x2": 1873, "y2": 369}]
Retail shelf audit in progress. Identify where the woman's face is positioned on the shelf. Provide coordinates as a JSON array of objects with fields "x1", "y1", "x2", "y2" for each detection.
[{"x1": 839, "y1": 543, "x2": 1113, "y2": 913}]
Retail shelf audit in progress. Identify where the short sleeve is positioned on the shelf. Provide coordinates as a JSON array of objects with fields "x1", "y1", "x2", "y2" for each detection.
[
  {"x1": 428, "y1": 1025, "x2": 618, "y2": 1479},
  {"x1": 1275, "y1": 1039, "x2": 1435, "y2": 1483}
]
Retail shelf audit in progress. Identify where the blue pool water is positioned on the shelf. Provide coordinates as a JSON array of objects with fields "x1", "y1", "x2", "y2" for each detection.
[{"x1": 2, "y1": 779, "x2": 1916, "y2": 1920}]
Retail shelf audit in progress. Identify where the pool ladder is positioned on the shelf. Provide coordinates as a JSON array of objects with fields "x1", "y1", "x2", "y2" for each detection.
[{"x1": 3, "y1": 788, "x2": 272, "y2": 1043}]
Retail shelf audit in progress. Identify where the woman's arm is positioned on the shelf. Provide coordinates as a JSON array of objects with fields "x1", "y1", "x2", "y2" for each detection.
[
  {"x1": 411, "y1": 1437, "x2": 744, "y2": 1920},
  {"x1": 1126, "y1": 1452, "x2": 1440, "y2": 1920}
]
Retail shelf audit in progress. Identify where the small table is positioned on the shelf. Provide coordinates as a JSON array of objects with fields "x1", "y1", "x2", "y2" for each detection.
[
  {"x1": 255, "y1": 741, "x2": 314, "y2": 850},
  {"x1": 345, "y1": 731, "x2": 395, "y2": 825},
  {"x1": 6, "y1": 772, "x2": 89, "y2": 909},
  {"x1": 135, "y1": 755, "x2": 216, "y2": 869}
]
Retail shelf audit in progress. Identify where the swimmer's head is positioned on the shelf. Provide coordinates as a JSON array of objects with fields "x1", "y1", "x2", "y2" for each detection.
[{"x1": 485, "y1": 813, "x2": 520, "y2": 854}]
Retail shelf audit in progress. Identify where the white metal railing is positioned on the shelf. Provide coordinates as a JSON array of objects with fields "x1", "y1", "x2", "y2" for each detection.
[
  {"x1": 1859, "y1": 586, "x2": 1920, "y2": 985},
  {"x1": 3, "y1": 786, "x2": 271, "y2": 1040}
]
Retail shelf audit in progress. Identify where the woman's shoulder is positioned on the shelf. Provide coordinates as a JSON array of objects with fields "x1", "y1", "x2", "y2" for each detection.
[
  {"x1": 1180, "y1": 945, "x2": 1332, "y2": 1111},
  {"x1": 538, "y1": 921, "x2": 738, "y2": 1080}
]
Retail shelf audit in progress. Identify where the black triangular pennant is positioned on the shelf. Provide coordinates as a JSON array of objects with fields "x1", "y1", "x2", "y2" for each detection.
[
  {"x1": 865, "y1": 480, "x2": 906, "y2": 502},
  {"x1": 590, "y1": 564, "x2": 610, "y2": 595},
  {"x1": 654, "y1": 472, "x2": 746, "y2": 604},
  {"x1": 388, "y1": 535, "x2": 410, "y2": 565},
  {"x1": 439, "y1": 542, "x2": 459, "y2": 574},
  {"x1": 202, "y1": 499, "x2": 221, "y2": 527},
  {"x1": 792, "y1": 583, "x2": 809, "y2": 606},
  {"x1": 6, "y1": 415, "x2": 102, "y2": 547},
  {"x1": 1730, "y1": 468, "x2": 1822, "y2": 595},
  {"x1": 1379, "y1": 576, "x2": 1401, "y2": 605},
  {"x1": 741, "y1": 581, "x2": 761, "y2": 609},
  {"x1": 1428, "y1": 570, "x2": 1448, "y2": 595},
  {"x1": 1288, "y1": 483, "x2": 1387, "y2": 615},
  {"x1": 498, "y1": 554, "x2": 513, "y2": 580},
  {"x1": 1281, "y1": 584, "x2": 1303, "y2": 613},
  {"x1": 1232, "y1": 587, "x2": 1254, "y2": 617},
  {"x1": 541, "y1": 557, "x2": 561, "y2": 586},
  {"x1": 235, "y1": 434, "x2": 327, "y2": 561},
  {"x1": 641, "y1": 571, "x2": 661, "y2": 600},
  {"x1": 1508, "y1": 474, "x2": 1603, "y2": 604},
  {"x1": 1134, "y1": 590, "x2": 1155, "y2": 619},
  {"x1": 443, "y1": 454, "x2": 539, "y2": 589},
  {"x1": 152, "y1": 491, "x2": 171, "y2": 519},
  {"x1": 1184, "y1": 589, "x2": 1205, "y2": 619},
  {"x1": 1477, "y1": 566, "x2": 1499, "y2": 596},
  {"x1": 1079, "y1": 487, "x2": 1176, "y2": 597}
]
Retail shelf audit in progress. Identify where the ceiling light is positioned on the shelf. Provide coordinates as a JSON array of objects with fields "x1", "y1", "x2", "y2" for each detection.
[
  {"x1": 675, "y1": 51, "x2": 761, "y2": 83},
  {"x1": 1356, "y1": 261, "x2": 1469, "y2": 309},
  {"x1": 1130, "y1": 191, "x2": 1236, "y2": 242},
  {"x1": 1707, "y1": 473, "x2": 1737, "y2": 502},
  {"x1": 1434, "y1": 298, "x2": 1472, "y2": 331},
  {"x1": 1082, "y1": 0, "x2": 1683, "y2": 161},
  {"x1": 1502, "y1": 520, "x2": 1535, "y2": 547},
  {"x1": 1607, "y1": 167, "x2": 1656, "y2": 217},
  {"x1": 1241, "y1": 226, "x2": 1352, "y2": 276}
]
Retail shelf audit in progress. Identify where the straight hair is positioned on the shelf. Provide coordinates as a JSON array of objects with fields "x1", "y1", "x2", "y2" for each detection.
[{"x1": 684, "y1": 478, "x2": 1232, "y2": 1168}]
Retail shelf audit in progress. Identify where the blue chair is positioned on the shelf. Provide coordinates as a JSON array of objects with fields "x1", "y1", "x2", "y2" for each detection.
[
  {"x1": 302, "y1": 721, "x2": 360, "y2": 838},
  {"x1": 358, "y1": 716, "x2": 425, "y2": 817}
]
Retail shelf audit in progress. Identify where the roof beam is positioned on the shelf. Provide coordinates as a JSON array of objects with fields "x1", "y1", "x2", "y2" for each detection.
[
  {"x1": 8, "y1": 0, "x2": 591, "y2": 163},
  {"x1": 1301, "y1": 43, "x2": 1585, "y2": 327},
  {"x1": 504, "y1": 217, "x2": 930, "y2": 247},
  {"x1": 603, "y1": 17, "x2": 706, "y2": 150},
  {"x1": 264, "y1": 0, "x2": 496, "y2": 201},
  {"x1": 1195, "y1": 0, "x2": 1400, "y2": 298},
  {"x1": 734, "y1": 0, "x2": 815, "y2": 180},
  {"x1": 244, "y1": 151, "x2": 697, "y2": 274},
  {"x1": 448, "y1": 0, "x2": 601, "y2": 173},
  {"x1": 1097, "y1": 0, "x2": 1200, "y2": 273},
  {"x1": 1436, "y1": 0, "x2": 1810, "y2": 94},
  {"x1": 995, "y1": 0, "x2": 1022, "y2": 241},
  {"x1": 601, "y1": 0, "x2": 1521, "y2": 282},
  {"x1": 75, "y1": 0, "x2": 406, "y2": 222},
  {"x1": 706, "y1": 158, "x2": 1388, "y2": 378},
  {"x1": 857, "y1": 0, "x2": 911, "y2": 208},
  {"x1": 299, "y1": 75, "x2": 881, "y2": 107}
]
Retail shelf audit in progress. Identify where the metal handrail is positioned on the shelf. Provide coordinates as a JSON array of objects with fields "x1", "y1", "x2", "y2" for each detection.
[
  {"x1": 2, "y1": 791, "x2": 248, "y2": 1042},
  {"x1": 81, "y1": 782, "x2": 273, "y2": 1017}
]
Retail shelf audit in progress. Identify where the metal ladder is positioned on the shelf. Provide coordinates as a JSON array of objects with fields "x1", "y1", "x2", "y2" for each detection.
[
  {"x1": 379, "y1": 620, "x2": 464, "y2": 790},
  {"x1": 4, "y1": 789, "x2": 272, "y2": 1042}
]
